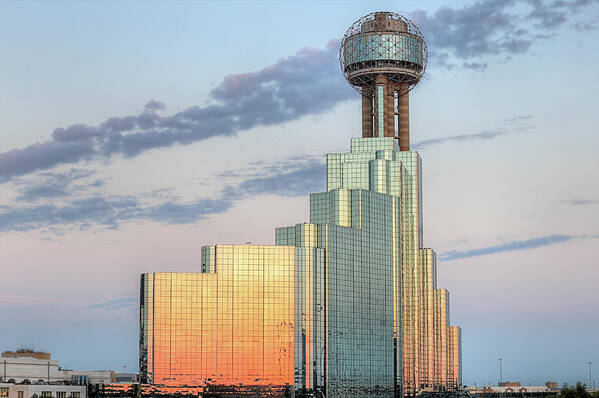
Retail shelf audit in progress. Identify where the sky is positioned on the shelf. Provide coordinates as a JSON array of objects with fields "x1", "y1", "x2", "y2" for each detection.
[{"x1": 0, "y1": 0, "x2": 598, "y2": 387}]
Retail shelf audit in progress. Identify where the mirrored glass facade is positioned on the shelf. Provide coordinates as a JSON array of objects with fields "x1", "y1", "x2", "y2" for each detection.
[
  {"x1": 140, "y1": 246, "x2": 308, "y2": 390},
  {"x1": 343, "y1": 34, "x2": 424, "y2": 67},
  {"x1": 140, "y1": 137, "x2": 461, "y2": 397},
  {"x1": 324, "y1": 138, "x2": 461, "y2": 393}
]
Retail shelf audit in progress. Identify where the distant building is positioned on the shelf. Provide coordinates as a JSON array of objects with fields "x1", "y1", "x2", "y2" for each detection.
[
  {"x1": 470, "y1": 385, "x2": 552, "y2": 395},
  {"x1": 69, "y1": 371, "x2": 115, "y2": 386},
  {"x1": 0, "y1": 351, "x2": 71, "y2": 384},
  {"x1": 499, "y1": 382, "x2": 521, "y2": 387},
  {"x1": 112, "y1": 374, "x2": 137, "y2": 384},
  {"x1": 546, "y1": 382, "x2": 558, "y2": 390},
  {"x1": 1, "y1": 349, "x2": 124, "y2": 387},
  {"x1": 0, "y1": 382, "x2": 86, "y2": 398}
]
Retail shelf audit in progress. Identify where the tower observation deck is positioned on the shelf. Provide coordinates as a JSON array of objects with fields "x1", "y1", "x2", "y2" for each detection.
[{"x1": 340, "y1": 11, "x2": 427, "y2": 150}]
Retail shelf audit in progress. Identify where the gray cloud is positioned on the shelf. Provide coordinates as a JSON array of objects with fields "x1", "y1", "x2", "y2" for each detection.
[
  {"x1": 411, "y1": 0, "x2": 597, "y2": 69},
  {"x1": 0, "y1": 157, "x2": 324, "y2": 233},
  {"x1": 145, "y1": 196, "x2": 236, "y2": 225},
  {"x1": 238, "y1": 161, "x2": 324, "y2": 197},
  {"x1": 412, "y1": 114, "x2": 532, "y2": 149},
  {"x1": 216, "y1": 155, "x2": 325, "y2": 196},
  {"x1": 462, "y1": 61, "x2": 488, "y2": 71},
  {"x1": 0, "y1": 193, "x2": 231, "y2": 233},
  {"x1": 1, "y1": 2, "x2": 596, "y2": 179},
  {"x1": 439, "y1": 234, "x2": 580, "y2": 260},
  {"x1": 14, "y1": 169, "x2": 99, "y2": 202},
  {"x1": 0, "y1": 141, "x2": 96, "y2": 179},
  {"x1": 413, "y1": 130, "x2": 508, "y2": 149},
  {"x1": 89, "y1": 296, "x2": 137, "y2": 311},
  {"x1": 573, "y1": 20, "x2": 598, "y2": 31},
  {"x1": 559, "y1": 199, "x2": 598, "y2": 206},
  {"x1": 0, "y1": 196, "x2": 140, "y2": 232},
  {"x1": 0, "y1": 40, "x2": 350, "y2": 180},
  {"x1": 506, "y1": 115, "x2": 533, "y2": 122}
]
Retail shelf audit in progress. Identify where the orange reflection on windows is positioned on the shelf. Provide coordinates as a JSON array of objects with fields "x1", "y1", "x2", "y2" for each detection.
[{"x1": 141, "y1": 245, "x2": 295, "y2": 387}]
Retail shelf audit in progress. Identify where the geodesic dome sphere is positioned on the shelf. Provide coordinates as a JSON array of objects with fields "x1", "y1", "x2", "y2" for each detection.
[{"x1": 339, "y1": 11, "x2": 428, "y2": 95}]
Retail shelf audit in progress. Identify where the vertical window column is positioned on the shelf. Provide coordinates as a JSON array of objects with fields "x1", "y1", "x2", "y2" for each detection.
[{"x1": 377, "y1": 85, "x2": 384, "y2": 137}]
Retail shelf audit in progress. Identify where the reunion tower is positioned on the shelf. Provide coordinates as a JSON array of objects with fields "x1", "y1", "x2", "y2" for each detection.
[{"x1": 340, "y1": 11, "x2": 427, "y2": 150}]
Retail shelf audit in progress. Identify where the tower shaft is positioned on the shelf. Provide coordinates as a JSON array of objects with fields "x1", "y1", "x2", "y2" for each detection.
[{"x1": 361, "y1": 75, "x2": 411, "y2": 151}]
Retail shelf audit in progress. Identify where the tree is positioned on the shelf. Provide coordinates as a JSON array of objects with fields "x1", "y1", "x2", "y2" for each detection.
[{"x1": 561, "y1": 382, "x2": 591, "y2": 398}]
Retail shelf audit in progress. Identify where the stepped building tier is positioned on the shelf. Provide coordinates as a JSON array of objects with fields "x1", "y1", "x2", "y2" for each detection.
[
  {"x1": 140, "y1": 138, "x2": 462, "y2": 396},
  {"x1": 139, "y1": 11, "x2": 461, "y2": 398}
]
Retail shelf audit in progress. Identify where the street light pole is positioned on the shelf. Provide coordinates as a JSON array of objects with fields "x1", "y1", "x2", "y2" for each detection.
[
  {"x1": 499, "y1": 358, "x2": 503, "y2": 385},
  {"x1": 589, "y1": 361, "x2": 592, "y2": 390}
]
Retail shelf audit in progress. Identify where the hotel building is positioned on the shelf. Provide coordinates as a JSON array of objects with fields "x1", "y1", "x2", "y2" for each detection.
[{"x1": 139, "y1": 11, "x2": 462, "y2": 398}]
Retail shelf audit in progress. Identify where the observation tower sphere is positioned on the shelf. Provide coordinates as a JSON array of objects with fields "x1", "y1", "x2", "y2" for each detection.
[{"x1": 339, "y1": 11, "x2": 428, "y2": 151}]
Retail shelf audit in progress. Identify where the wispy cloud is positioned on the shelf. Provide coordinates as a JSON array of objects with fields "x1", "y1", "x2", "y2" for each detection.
[
  {"x1": 439, "y1": 234, "x2": 598, "y2": 261},
  {"x1": 0, "y1": 157, "x2": 325, "y2": 233},
  {"x1": 413, "y1": 130, "x2": 509, "y2": 149},
  {"x1": 412, "y1": 115, "x2": 532, "y2": 149},
  {"x1": 14, "y1": 169, "x2": 102, "y2": 202},
  {"x1": 224, "y1": 155, "x2": 325, "y2": 197},
  {"x1": 559, "y1": 199, "x2": 598, "y2": 206},
  {"x1": 506, "y1": 115, "x2": 533, "y2": 123},
  {"x1": 573, "y1": 19, "x2": 598, "y2": 32},
  {"x1": 89, "y1": 296, "x2": 137, "y2": 311}
]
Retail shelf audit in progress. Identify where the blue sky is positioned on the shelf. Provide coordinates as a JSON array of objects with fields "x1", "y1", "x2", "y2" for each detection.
[{"x1": 0, "y1": 0, "x2": 598, "y2": 387}]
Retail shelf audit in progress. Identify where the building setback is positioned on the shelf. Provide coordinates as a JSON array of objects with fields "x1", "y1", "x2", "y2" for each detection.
[
  {"x1": 140, "y1": 139, "x2": 462, "y2": 396},
  {"x1": 139, "y1": 11, "x2": 462, "y2": 398}
]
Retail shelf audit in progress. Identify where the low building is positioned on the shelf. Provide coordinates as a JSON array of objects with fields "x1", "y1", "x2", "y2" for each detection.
[
  {"x1": 1, "y1": 350, "x2": 120, "y2": 387},
  {"x1": 0, "y1": 383, "x2": 86, "y2": 398},
  {"x1": 0, "y1": 351, "x2": 71, "y2": 384},
  {"x1": 69, "y1": 372, "x2": 114, "y2": 386},
  {"x1": 470, "y1": 385, "x2": 552, "y2": 395}
]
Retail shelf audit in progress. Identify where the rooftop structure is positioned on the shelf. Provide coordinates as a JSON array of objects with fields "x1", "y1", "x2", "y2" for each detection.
[{"x1": 1, "y1": 351, "x2": 51, "y2": 361}]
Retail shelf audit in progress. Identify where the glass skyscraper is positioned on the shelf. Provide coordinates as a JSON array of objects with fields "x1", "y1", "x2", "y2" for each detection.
[{"x1": 140, "y1": 137, "x2": 462, "y2": 397}]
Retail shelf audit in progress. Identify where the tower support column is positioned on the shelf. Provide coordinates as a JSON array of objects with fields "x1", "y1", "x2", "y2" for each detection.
[
  {"x1": 398, "y1": 82, "x2": 410, "y2": 151},
  {"x1": 374, "y1": 75, "x2": 388, "y2": 138},
  {"x1": 384, "y1": 82, "x2": 395, "y2": 138},
  {"x1": 362, "y1": 91, "x2": 373, "y2": 138}
]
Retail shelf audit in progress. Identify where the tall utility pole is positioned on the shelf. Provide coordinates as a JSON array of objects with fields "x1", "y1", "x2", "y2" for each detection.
[
  {"x1": 589, "y1": 361, "x2": 592, "y2": 389},
  {"x1": 499, "y1": 358, "x2": 503, "y2": 385}
]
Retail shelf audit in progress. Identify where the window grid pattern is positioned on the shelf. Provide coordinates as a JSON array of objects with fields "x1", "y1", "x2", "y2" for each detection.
[
  {"x1": 277, "y1": 189, "x2": 397, "y2": 397},
  {"x1": 139, "y1": 137, "x2": 461, "y2": 397},
  {"x1": 140, "y1": 245, "x2": 300, "y2": 388},
  {"x1": 326, "y1": 138, "x2": 461, "y2": 393}
]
